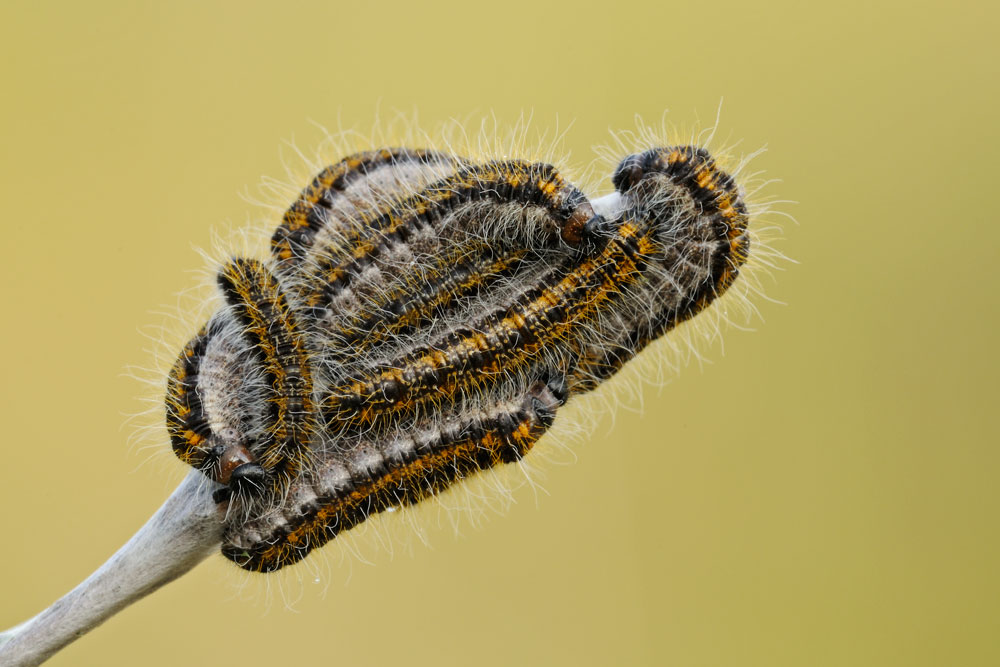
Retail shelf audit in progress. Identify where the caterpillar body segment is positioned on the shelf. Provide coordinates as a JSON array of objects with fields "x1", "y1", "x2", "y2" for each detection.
[
  {"x1": 222, "y1": 378, "x2": 565, "y2": 572},
  {"x1": 271, "y1": 148, "x2": 462, "y2": 267},
  {"x1": 165, "y1": 318, "x2": 273, "y2": 492},
  {"x1": 320, "y1": 218, "x2": 655, "y2": 432},
  {"x1": 324, "y1": 245, "x2": 532, "y2": 362},
  {"x1": 215, "y1": 258, "x2": 318, "y2": 493},
  {"x1": 569, "y1": 146, "x2": 751, "y2": 392},
  {"x1": 298, "y1": 159, "x2": 605, "y2": 368},
  {"x1": 165, "y1": 324, "x2": 216, "y2": 471},
  {"x1": 304, "y1": 158, "x2": 599, "y2": 302}
]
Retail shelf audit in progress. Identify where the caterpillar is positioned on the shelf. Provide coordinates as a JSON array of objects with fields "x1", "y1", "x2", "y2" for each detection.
[
  {"x1": 164, "y1": 142, "x2": 751, "y2": 572},
  {"x1": 0, "y1": 123, "x2": 771, "y2": 667}
]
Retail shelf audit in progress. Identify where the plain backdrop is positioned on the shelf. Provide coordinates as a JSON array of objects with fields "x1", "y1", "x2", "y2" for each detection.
[{"x1": 0, "y1": 2, "x2": 997, "y2": 665}]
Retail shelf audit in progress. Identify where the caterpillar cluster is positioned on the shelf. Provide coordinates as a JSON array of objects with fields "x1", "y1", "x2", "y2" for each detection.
[{"x1": 164, "y1": 143, "x2": 751, "y2": 572}]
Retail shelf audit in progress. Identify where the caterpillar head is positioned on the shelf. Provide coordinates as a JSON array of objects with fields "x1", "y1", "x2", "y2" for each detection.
[
  {"x1": 613, "y1": 146, "x2": 749, "y2": 330},
  {"x1": 165, "y1": 258, "x2": 316, "y2": 503},
  {"x1": 614, "y1": 146, "x2": 749, "y2": 299}
]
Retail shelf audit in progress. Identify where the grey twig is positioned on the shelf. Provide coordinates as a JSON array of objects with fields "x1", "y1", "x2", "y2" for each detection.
[{"x1": 0, "y1": 471, "x2": 224, "y2": 667}]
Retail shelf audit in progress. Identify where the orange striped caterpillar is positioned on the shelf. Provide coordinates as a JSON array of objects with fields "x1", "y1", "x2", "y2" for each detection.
[
  {"x1": 0, "y1": 127, "x2": 767, "y2": 667},
  {"x1": 164, "y1": 144, "x2": 750, "y2": 572}
]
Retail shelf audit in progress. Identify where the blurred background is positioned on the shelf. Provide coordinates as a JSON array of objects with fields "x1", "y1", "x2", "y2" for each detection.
[{"x1": 1, "y1": 1, "x2": 996, "y2": 665}]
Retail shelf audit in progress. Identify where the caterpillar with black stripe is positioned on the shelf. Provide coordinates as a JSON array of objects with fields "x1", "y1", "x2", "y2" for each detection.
[{"x1": 165, "y1": 140, "x2": 753, "y2": 572}]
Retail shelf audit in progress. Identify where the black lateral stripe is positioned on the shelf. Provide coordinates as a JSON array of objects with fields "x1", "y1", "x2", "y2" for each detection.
[
  {"x1": 328, "y1": 244, "x2": 530, "y2": 359},
  {"x1": 271, "y1": 148, "x2": 460, "y2": 264},
  {"x1": 321, "y1": 222, "x2": 655, "y2": 431},
  {"x1": 303, "y1": 159, "x2": 596, "y2": 312},
  {"x1": 165, "y1": 324, "x2": 215, "y2": 470},
  {"x1": 622, "y1": 146, "x2": 747, "y2": 226},
  {"x1": 571, "y1": 147, "x2": 751, "y2": 392},
  {"x1": 217, "y1": 258, "x2": 317, "y2": 486},
  {"x1": 222, "y1": 382, "x2": 561, "y2": 572}
]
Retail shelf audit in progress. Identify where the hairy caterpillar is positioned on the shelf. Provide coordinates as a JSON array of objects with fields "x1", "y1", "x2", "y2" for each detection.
[
  {"x1": 166, "y1": 143, "x2": 749, "y2": 572},
  {"x1": 0, "y1": 121, "x2": 768, "y2": 666}
]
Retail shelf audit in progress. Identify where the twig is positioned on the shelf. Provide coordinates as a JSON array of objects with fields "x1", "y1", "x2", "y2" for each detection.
[{"x1": 0, "y1": 471, "x2": 224, "y2": 667}]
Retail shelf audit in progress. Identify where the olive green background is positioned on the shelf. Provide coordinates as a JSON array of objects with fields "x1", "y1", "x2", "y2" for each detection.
[{"x1": 1, "y1": 1, "x2": 996, "y2": 665}]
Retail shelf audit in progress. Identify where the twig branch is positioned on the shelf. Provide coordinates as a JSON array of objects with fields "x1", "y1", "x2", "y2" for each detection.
[{"x1": 0, "y1": 471, "x2": 224, "y2": 667}]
